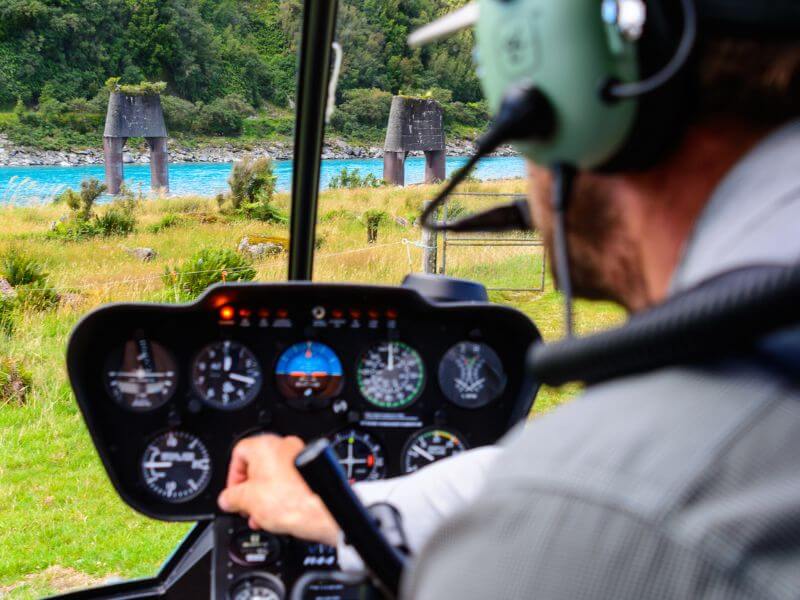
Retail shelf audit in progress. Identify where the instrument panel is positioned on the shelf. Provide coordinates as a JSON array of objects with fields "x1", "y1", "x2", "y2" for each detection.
[
  {"x1": 67, "y1": 282, "x2": 540, "y2": 598},
  {"x1": 68, "y1": 283, "x2": 540, "y2": 520}
]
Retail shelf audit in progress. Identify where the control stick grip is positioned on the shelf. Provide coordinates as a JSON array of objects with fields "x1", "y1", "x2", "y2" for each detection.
[{"x1": 295, "y1": 438, "x2": 406, "y2": 595}]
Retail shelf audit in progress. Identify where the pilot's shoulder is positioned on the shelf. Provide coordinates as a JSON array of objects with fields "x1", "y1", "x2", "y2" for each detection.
[{"x1": 499, "y1": 362, "x2": 800, "y2": 522}]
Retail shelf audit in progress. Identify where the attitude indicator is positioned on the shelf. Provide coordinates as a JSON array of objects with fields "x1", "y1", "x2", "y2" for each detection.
[{"x1": 276, "y1": 341, "x2": 343, "y2": 408}]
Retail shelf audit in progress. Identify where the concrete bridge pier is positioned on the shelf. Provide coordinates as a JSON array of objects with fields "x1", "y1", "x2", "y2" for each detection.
[
  {"x1": 147, "y1": 137, "x2": 169, "y2": 193},
  {"x1": 383, "y1": 97, "x2": 445, "y2": 186},
  {"x1": 103, "y1": 137, "x2": 126, "y2": 195}
]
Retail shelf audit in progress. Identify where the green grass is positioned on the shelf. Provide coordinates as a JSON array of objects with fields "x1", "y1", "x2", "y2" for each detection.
[{"x1": 0, "y1": 181, "x2": 624, "y2": 597}]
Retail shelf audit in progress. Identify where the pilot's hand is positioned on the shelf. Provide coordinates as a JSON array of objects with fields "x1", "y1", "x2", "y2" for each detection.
[{"x1": 218, "y1": 434, "x2": 340, "y2": 546}]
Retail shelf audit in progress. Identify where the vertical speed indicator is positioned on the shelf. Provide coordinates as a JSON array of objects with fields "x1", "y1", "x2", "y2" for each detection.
[{"x1": 357, "y1": 341, "x2": 425, "y2": 409}]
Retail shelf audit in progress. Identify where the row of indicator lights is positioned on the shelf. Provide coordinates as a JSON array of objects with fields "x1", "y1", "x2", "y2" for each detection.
[
  {"x1": 312, "y1": 306, "x2": 398, "y2": 320},
  {"x1": 219, "y1": 305, "x2": 398, "y2": 321},
  {"x1": 218, "y1": 306, "x2": 290, "y2": 321}
]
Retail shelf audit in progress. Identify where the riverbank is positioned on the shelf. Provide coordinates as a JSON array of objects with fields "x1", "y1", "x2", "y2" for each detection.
[{"x1": 0, "y1": 134, "x2": 517, "y2": 168}]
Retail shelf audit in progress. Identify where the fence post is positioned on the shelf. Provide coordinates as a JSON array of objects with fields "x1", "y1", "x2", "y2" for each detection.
[{"x1": 421, "y1": 201, "x2": 438, "y2": 274}]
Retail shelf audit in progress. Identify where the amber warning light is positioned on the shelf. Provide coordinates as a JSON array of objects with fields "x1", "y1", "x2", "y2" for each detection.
[{"x1": 219, "y1": 306, "x2": 235, "y2": 321}]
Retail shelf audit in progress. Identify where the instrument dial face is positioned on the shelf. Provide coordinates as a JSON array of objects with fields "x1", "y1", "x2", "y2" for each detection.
[
  {"x1": 402, "y1": 428, "x2": 468, "y2": 474},
  {"x1": 104, "y1": 339, "x2": 177, "y2": 411},
  {"x1": 438, "y1": 342, "x2": 507, "y2": 409},
  {"x1": 357, "y1": 341, "x2": 424, "y2": 409},
  {"x1": 230, "y1": 529, "x2": 281, "y2": 567},
  {"x1": 330, "y1": 429, "x2": 386, "y2": 483},
  {"x1": 229, "y1": 575, "x2": 284, "y2": 600},
  {"x1": 192, "y1": 341, "x2": 262, "y2": 410},
  {"x1": 276, "y1": 341, "x2": 344, "y2": 406},
  {"x1": 141, "y1": 431, "x2": 211, "y2": 503}
]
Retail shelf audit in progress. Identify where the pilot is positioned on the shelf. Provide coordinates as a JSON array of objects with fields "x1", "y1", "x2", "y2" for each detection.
[{"x1": 219, "y1": 3, "x2": 800, "y2": 597}]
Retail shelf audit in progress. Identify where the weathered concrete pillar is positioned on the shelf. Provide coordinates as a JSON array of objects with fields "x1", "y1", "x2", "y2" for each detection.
[
  {"x1": 103, "y1": 90, "x2": 169, "y2": 195},
  {"x1": 383, "y1": 151, "x2": 406, "y2": 186},
  {"x1": 103, "y1": 137, "x2": 126, "y2": 195},
  {"x1": 383, "y1": 96, "x2": 445, "y2": 187},
  {"x1": 147, "y1": 137, "x2": 169, "y2": 193},
  {"x1": 424, "y1": 150, "x2": 446, "y2": 184}
]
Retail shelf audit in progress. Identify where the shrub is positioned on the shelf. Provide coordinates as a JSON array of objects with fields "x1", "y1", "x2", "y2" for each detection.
[
  {"x1": 160, "y1": 95, "x2": 197, "y2": 132},
  {"x1": 329, "y1": 88, "x2": 393, "y2": 140},
  {"x1": 228, "y1": 156, "x2": 277, "y2": 209},
  {"x1": 147, "y1": 214, "x2": 183, "y2": 234},
  {"x1": 14, "y1": 280, "x2": 59, "y2": 311},
  {"x1": 363, "y1": 209, "x2": 388, "y2": 244},
  {"x1": 0, "y1": 296, "x2": 15, "y2": 335},
  {"x1": 95, "y1": 201, "x2": 137, "y2": 236},
  {"x1": 0, "y1": 356, "x2": 32, "y2": 406},
  {"x1": 163, "y1": 248, "x2": 257, "y2": 301},
  {"x1": 195, "y1": 94, "x2": 254, "y2": 136},
  {"x1": 328, "y1": 168, "x2": 383, "y2": 189},
  {"x1": 1, "y1": 248, "x2": 48, "y2": 287},
  {"x1": 241, "y1": 202, "x2": 288, "y2": 224}
]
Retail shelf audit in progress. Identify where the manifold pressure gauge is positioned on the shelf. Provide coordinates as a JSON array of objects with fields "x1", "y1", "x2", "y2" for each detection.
[
  {"x1": 192, "y1": 340, "x2": 262, "y2": 410},
  {"x1": 402, "y1": 428, "x2": 468, "y2": 474},
  {"x1": 104, "y1": 338, "x2": 178, "y2": 411},
  {"x1": 141, "y1": 431, "x2": 211, "y2": 503}
]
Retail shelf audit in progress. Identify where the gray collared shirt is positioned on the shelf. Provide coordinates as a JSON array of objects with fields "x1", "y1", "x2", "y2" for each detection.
[{"x1": 400, "y1": 121, "x2": 800, "y2": 599}]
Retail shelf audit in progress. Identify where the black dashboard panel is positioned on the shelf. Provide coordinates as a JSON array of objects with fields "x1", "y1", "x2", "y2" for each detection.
[{"x1": 66, "y1": 282, "x2": 541, "y2": 522}]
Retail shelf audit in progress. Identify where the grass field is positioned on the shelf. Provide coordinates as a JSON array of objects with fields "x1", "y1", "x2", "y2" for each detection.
[{"x1": 0, "y1": 180, "x2": 624, "y2": 598}]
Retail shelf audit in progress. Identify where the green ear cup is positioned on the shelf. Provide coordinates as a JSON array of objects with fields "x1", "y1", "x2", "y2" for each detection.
[{"x1": 476, "y1": 0, "x2": 640, "y2": 169}]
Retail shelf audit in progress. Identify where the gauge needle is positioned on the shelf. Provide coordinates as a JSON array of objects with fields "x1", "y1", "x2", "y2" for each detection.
[
  {"x1": 388, "y1": 343, "x2": 394, "y2": 371},
  {"x1": 412, "y1": 444, "x2": 435, "y2": 462},
  {"x1": 229, "y1": 373, "x2": 255, "y2": 385},
  {"x1": 143, "y1": 461, "x2": 173, "y2": 468},
  {"x1": 224, "y1": 355, "x2": 233, "y2": 372}
]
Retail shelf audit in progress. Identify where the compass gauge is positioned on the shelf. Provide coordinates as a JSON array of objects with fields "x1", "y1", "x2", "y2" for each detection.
[{"x1": 438, "y1": 342, "x2": 506, "y2": 409}]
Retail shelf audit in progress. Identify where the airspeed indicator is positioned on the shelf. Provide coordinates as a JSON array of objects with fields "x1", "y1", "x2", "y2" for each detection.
[{"x1": 357, "y1": 341, "x2": 424, "y2": 409}]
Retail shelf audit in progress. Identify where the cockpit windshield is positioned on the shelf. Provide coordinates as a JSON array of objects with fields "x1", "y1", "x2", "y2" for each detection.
[{"x1": 0, "y1": 2, "x2": 611, "y2": 597}]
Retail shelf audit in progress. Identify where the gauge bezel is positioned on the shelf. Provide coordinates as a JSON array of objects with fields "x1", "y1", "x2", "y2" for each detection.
[
  {"x1": 437, "y1": 341, "x2": 507, "y2": 409},
  {"x1": 356, "y1": 340, "x2": 426, "y2": 410},
  {"x1": 191, "y1": 340, "x2": 263, "y2": 411},
  {"x1": 140, "y1": 430, "x2": 212, "y2": 504},
  {"x1": 400, "y1": 426, "x2": 469, "y2": 474},
  {"x1": 274, "y1": 340, "x2": 345, "y2": 409},
  {"x1": 329, "y1": 428, "x2": 387, "y2": 482},
  {"x1": 103, "y1": 338, "x2": 179, "y2": 412},
  {"x1": 228, "y1": 573, "x2": 285, "y2": 600},
  {"x1": 229, "y1": 528, "x2": 281, "y2": 567}
]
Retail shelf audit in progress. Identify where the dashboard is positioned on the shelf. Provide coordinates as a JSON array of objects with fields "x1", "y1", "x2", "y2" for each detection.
[{"x1": 66, "y1": 281, "x2": 541, "y2": 599}]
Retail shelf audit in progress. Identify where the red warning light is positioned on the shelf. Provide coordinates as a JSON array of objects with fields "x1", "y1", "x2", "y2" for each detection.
[
  {"x1": 257, "y1": 308, "x2": 270, "y2": 318},
  {"x1": 219, "y1": 306, "x2": 235, "y2": 321},
  {"x1": 276, "y1": 309, "x2": 289, "y2": 319},
  {"x1": 331, "y1": 309, "x2": 344, "y2": 319},
  {"x1": 367, "y1": 310, "x2": 380, "y2": 320},
  {"x1": 349, "y1": 309, "x2": 362, "y2": 319},
  {"x1": 238, "y1": 308, "x2": 252, "y2": 318},
  {"x1": 386, "y1": 309, "x2": 398, "y2": 320}
]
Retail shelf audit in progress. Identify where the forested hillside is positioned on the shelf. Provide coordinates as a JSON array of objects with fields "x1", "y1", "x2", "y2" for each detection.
[{"x1": 0, "y1": 0, "x2": 487, "y2": 148}]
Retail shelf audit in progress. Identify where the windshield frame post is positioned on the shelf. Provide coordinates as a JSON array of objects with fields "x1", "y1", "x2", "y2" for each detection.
[{"x1": 288, "y1": 0, "x2": 339, "y2": 281}]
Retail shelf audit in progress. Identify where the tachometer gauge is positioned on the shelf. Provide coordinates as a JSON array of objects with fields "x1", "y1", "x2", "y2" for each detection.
[
  {"x1": 330, "y1": 429, "x2": 386, "y2": 483},
  {"x1": 192, "y1": 341, "x2": 262, "y2": 410},
  {"x1": 229, "y1": 575, "x2": 284, "y2": 600},
  {"x1": 276, "y1": 341, "x2": 343, "y2": 408},
  {"x1": 104, "y1": 339, "x2": 177, "y2": 411},
  {"x1": 438, "y1": 342, "x2": 506, "y2": 409},
  {"x1": 357, "y1": 341, "x2": 424, "y2": 409},
  {"x1": 402, "y1": 428, "x2": 468, "y2": 474},
  {"x1": 141, "y1": 431, "x2": 211, "y2": 503}
]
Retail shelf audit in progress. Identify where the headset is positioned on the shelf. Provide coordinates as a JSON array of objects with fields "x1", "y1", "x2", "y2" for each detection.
[{"x1": 414, "y1": 0, "x2": 800, "y2": 336}]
